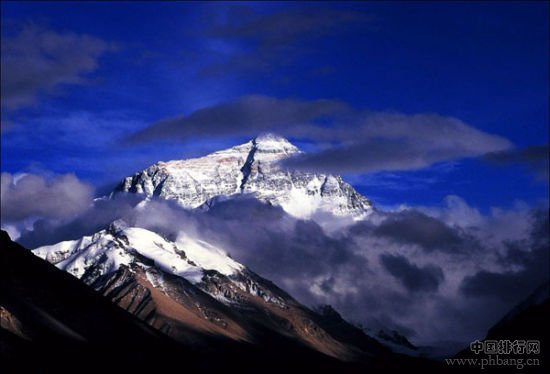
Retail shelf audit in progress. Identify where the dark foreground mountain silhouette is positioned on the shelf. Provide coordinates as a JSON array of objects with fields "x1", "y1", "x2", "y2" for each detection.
[
  {"x1": 451, "y1": 284, "x2": 549, "y2": 373},
  {"x1": 1, "y1": 230, "x2": 441, "y2": 373}
]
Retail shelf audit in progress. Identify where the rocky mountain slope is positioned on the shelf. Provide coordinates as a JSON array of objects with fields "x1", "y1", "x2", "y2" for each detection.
[{"x1": 32, "y1": 220, "x2": 388, "y2": 360}]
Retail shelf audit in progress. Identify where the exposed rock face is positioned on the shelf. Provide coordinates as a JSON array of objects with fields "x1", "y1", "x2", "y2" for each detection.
[
  {"x1": 0, "y1": 306, "x2": 28, "y2": 340},
  {"x1": 377, "y1": 329, "x2": 418, "y2": 351},
  {"x1": 116, "y1": 134, "x2": 373, "y2": 220}
]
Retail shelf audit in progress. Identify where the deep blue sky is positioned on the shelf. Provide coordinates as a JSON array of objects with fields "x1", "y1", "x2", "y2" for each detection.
[{"x1": 2, "y1": 1, "x2": 548, "y2": 211}]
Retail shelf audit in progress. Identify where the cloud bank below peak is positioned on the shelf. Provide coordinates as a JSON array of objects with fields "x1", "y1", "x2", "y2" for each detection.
[
  {"x1": 8, "y1": 190, "x2": 547, "y2": 345},
  {"x1": 127, "y1": 95, "x2": 513, "y2": 175}
]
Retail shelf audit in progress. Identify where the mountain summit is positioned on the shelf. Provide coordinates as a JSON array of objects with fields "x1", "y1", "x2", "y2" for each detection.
[{"x1": 116, "y1": 134, "x2": 373, "y2": 219}]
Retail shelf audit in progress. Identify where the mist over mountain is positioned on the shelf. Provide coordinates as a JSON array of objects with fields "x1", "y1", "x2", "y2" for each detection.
[{"x1": 4, "y1": 135, "x2": 543, "y2": 349}]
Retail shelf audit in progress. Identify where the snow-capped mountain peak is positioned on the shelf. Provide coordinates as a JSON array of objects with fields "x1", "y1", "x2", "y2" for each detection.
[
  {"x1": 250, "y1": 132, "x2": 300, "y2": 156},
  {"x1": 116, "y1": 134, "x2": 373, "y2": 220}
]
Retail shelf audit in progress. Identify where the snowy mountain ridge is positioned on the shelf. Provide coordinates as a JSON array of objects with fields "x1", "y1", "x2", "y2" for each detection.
[
  {"x1": 116, "y1": 134, "x2": 373, "y2": 220},
  {"x1": 32, "y1": 220, "x2": 276, "y2": 304}
]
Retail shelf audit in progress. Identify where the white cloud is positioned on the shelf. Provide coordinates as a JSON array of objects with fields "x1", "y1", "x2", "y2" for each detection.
[{"x1": 1, "y1": 172, "x2": 94, "y2": 223}]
